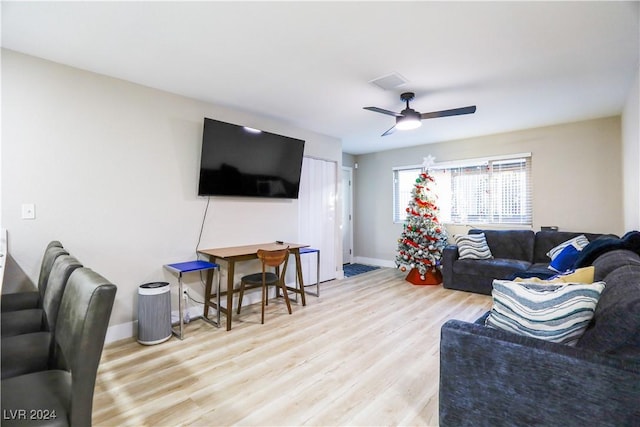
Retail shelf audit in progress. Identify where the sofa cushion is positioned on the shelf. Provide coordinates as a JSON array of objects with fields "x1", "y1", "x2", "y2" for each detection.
[
  {"x1": 592, "y1": 249, "x2": 640, "y2": 281},
  {"x1": 453, "y1": 258, "x2": 530, "y2": 279},
  {"x1": 470, "y1": 229, "x2": 534, "y2": 261},
  {"x1": 520, "y1": 262, "x2": 556, "y2": 279},
  {"x1": 577, "y1": 264, "x2": 640, "y2": 354},
  {"x1": 454, "y1": 233, "x2": 492, "y2": 260},
  {"x1": 486, "y1": 279, "x2": 605, "y2": 345}
]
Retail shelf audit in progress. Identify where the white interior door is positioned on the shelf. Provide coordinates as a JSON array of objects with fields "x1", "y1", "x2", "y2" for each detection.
[
  {"x1": 341, "y1": 167, "x2": 353, "y2": 265},
  {"x1": 298, "y1": 157, "x2": 337, "y2": 283}
]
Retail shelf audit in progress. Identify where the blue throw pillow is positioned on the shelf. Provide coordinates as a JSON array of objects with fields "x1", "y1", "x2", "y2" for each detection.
[{"x1": 549, "y1": 244, "x2": 581, "y2": 273}]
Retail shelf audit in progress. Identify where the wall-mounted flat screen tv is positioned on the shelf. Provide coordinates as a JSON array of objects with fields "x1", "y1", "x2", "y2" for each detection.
[{"x1": 198, "y1": 117, "x2": 305, "y2": 199}]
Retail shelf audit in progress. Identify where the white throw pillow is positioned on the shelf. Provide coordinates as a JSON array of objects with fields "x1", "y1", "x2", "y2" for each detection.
[
  {"x1": 485, "y1": 279, "x2": 605, "y2": 346},
  {"x1": 546, "y1": 235, "x2": 589, "y2": 261}
]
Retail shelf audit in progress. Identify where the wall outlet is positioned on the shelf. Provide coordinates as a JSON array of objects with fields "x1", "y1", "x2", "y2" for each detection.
[
  {"x1": 21, "y1": 204, "x2": 36, "y2": 220},
  {"x1": 171, "y1": 306, "x2": 200, "y2": 324}
]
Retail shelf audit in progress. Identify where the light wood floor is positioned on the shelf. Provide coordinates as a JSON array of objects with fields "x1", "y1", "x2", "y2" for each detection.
[{"x1": 93, "y1": 268, "x2": 491, "y2": 427}]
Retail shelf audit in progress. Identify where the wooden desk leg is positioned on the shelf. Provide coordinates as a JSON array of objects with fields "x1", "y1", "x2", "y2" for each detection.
[
  {"x1": 226, "y1": 261, "x2": 235, "y2": 331},
  {"x1": 294, "y1": 249, "x2": 306, "y2": 306}
]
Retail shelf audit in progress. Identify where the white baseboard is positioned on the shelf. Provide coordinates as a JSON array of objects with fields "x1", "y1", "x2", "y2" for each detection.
[
  {"x1": 353, "y1": 256, "x2": 396, "y2": 268},
  {"x1": 104, "y1": 285, "x2": 303, "y2": 344},
  {"x1": 105, "y1": 305, "x2": 204, "y2": 344},
  {"x1": 105, "y1": 320, "x2": 137, "y2": 344}
]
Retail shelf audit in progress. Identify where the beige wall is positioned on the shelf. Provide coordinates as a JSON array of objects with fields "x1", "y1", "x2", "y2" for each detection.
[
  {"x1": 353, "y1": 116, "x2": 624, "y2": 265},
  {"x1": 1, "y1": 49, "x2": 342, "y2": 340}
]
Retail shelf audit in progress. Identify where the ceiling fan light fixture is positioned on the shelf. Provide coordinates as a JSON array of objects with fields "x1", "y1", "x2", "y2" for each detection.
[
  {"x1": 396, "y1": 112, "x2": 422, "y2": 130},
  {"x1": 364, "y1": 91, "x2": 475, "y2": 137}
]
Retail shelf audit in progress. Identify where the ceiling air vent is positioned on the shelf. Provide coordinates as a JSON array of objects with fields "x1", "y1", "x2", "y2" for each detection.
[{"x1": 369, "y1": 72, "x2": 408, "y2": 91}]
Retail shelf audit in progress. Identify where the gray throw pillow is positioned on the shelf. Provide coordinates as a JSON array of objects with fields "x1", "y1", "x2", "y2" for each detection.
[{"x1": 454, "y1": 233, "x2": 493, "y2": 260}]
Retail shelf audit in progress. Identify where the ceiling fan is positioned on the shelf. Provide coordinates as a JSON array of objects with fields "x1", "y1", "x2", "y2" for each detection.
[{"x1": 364, "y1": 92, "x2": 476, "y2": 137}]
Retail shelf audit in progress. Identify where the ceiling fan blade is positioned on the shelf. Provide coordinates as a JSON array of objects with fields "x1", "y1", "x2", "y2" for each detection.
[
  {"x1": 364, "y1": 106, "x2": 403, "y2": 117},
  {"x1": 420, "y1": 105, "x2": 477, "y2": 120},
  {"x1": 381, "y1": 125, "x2": 396, "y2": 137}
]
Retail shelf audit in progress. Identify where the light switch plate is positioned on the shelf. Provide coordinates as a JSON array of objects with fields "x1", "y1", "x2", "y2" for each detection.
[{"x1": 21, "y1": 204, "x2": 36, "y2": 220}]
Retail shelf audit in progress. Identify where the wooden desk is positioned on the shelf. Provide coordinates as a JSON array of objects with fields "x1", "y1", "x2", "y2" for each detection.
[{"x1": 199, "y1": 242, "x2": 309, "y2": 331}]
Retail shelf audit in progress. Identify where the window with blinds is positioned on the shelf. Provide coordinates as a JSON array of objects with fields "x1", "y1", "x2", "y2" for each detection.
[
  {"x1": 430, "y1": 154, "x2": 532, "y2": 225},
  {"x1": 393, "y1": 166, "x2": 423, "y2": 223}
]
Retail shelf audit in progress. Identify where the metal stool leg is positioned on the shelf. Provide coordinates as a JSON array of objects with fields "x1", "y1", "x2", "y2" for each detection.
[
  {"x1": 172, "y1": 273, "x2": 185, "y2": 340},
  {"x1": 315, "y1": 250, "x2": 320, "y2": 297},
  {"x1": 297, "y1": 249, "x2": 320, "y2": 297},
  {"x1": 166, "y1": 261, "x2": 221, "y2": 339}
]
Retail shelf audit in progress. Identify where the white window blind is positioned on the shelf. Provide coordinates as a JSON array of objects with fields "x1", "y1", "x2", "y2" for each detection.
[
  {"x1": 393, "y1": 166, "x2": 423, "y2": 223},
  {"x1": 430, "y1": 154, "x2": 532, "y2": 225}
]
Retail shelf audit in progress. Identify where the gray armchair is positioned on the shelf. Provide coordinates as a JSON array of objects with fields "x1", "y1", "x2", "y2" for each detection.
[
  {"x1": 1, "y1": 255, "x2": 82, "y2": 379},
  {"x1": 1, "y1": 268, "x2": 117, "y2": 426},
  {"x1": 1, "y1": 241, "x2": 66, "y2": 313}
]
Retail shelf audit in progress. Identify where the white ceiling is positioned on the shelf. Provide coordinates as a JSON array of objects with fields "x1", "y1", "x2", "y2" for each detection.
[{"x1": 2, "y1": 1, "x2": 639, "y2": 155}]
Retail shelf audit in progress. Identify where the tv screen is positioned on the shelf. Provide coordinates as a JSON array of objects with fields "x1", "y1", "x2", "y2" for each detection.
[{"x1": 198, "y1": 118, "x2": 305, "y2": 199}]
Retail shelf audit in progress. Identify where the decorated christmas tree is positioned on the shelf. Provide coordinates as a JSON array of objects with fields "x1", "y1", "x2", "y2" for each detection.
[{"x1": 395, "y1": 157, "x2": 448, "y2": 285}]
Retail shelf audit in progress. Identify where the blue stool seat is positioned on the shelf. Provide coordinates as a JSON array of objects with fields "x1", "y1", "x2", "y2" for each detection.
[{"x1": 299, "y1": 248, "x2": 319, "y2": 254}]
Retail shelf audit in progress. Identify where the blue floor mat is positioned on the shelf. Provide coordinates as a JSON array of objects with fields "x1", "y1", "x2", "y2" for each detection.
[{"x1": 343, "y1": 263, "x2": 380, "y2": 278}]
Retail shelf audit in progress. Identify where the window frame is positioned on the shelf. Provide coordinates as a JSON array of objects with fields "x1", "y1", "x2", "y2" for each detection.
[{"x1": 392, "y1": 165, "x2": 424, "y2": 224}]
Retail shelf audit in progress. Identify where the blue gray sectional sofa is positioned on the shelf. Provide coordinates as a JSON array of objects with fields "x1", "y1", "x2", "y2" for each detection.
[
  {"x1": 439, "y1": 248, "x2": 640, "y2": 426},
  {"x1": 442, "y1": 229, "x2": 615, "y2": 295}
]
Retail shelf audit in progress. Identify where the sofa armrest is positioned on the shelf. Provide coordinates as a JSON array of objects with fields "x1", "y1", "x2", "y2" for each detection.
[
  {"x1": 439, "y1": 319, "x2": 640, "y2": 427},
  {"x1": 441, "y1": 245, "x2": 459, "y2": 288}
]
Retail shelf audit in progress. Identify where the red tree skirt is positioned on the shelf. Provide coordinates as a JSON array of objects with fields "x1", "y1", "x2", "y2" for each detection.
[{"x1": 405, "y1": 268, "x2": 442, "y2": 286}]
